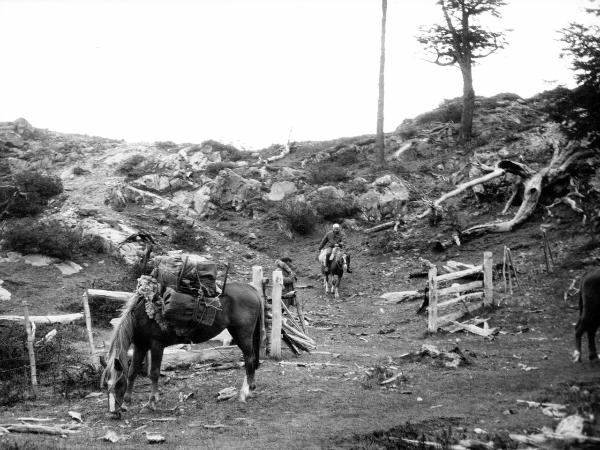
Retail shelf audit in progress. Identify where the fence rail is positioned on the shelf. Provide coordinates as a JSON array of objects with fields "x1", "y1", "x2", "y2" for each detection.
[{"x1": 428, "y1": 251, "x2": 493, "y2": 333}]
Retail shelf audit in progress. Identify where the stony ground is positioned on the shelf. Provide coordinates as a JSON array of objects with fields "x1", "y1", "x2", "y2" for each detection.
[{"x1": 1, "y1": 201, "x2": 600, "y2": 449}]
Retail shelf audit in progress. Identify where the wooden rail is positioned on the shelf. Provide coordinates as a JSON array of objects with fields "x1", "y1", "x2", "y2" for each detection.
[{"x1": 428, "y1": 252, "x2": 493, "y2": 332}]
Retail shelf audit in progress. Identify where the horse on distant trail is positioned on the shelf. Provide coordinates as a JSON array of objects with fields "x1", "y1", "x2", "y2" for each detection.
[
  {"x1": 101, "y1": 281, "x2": 263, "y2": 419},
  {"x1": 574, "y1": 268, "x2": 600, "y2": 363},
  {"x1": 321, "y1": 246, "x2": 351, "y2": 299}
]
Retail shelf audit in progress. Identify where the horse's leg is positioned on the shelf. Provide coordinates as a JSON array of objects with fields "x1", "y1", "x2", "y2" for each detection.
[
  {"x1": 124, "y1": 344, "x2": 147, "y2": 407},
  {"x1": 334, "y1": 275, "x2": 340, "y2": 299},
  {"x1": 574, "y1": 318, "x2": 584, "y2": 362},
  {"x1": 229, "y1": 327, "x2": 257, "y2": 403},
  {"x1": 148, "y1": 342, "x2": 164, "y2": 407},
  {"x1": 323, "y1": 274, "x2": 330, "y2": 294},
  {"x1": 588, "y1": 324, "x2": 598, "y2": 361}
]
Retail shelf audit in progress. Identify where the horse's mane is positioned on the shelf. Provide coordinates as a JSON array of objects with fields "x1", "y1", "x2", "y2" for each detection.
[{"x1": 101, "y1": 294, "x2": 141, "y2": 385}]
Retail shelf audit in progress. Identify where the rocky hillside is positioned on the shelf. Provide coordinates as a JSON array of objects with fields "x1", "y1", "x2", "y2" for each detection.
[{"x1": 1, "y1": 90, "x2": 599, "y2": 270}]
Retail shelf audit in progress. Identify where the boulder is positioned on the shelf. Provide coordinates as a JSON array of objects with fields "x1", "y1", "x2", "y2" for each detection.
[
  {"x1": 193, "y1": 185, "x2": 216, "y2": 217},
  {"x1": 267, "y1": 181, "x2": 297, "y2": 201},
  {"x1": 210, "y1": 169, "x2": 262, "y2": 211},
  {"x1": 358, "y1": 175, "x2": 409, "y2": 222},
  {"x1": 278, "y1": 167, "x2": 305, "y2": 181},
  {"x1": 131, "y1": 174, "x2": 172, "y2": 192}
]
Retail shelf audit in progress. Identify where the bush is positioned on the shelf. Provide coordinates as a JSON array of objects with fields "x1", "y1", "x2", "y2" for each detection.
[
  {"x1": 279, "y1": 199, "x2": 318, "y2": 235},
  {"x1": 0, "y1": 170, "x2": 63, "y2": 218},
  {"x1": 171, "y1": 222, "x2": 208, "y2": 252},
  {"x1": 2, "y1": 218, "x2": 99, "y2": 260},
  {"x1": 205, "y1": 161, "x2": 236, "y2": 177},
  {"x1": 202, "y1": 140, "x2": 248, "y2": 162},
  {"x1": 332, "y1": 148, "x2": 359, "y2": 166},
  {"x1": 313, "y1": 197, "x2": 359, "y2": 221},
  {"x1": 117, "y1": 154, "x2": 152, "y2": 178},
  {"x1": 415, "y1": 100, "x2": 462, "y2": 125},
  {"x1": 309, "y1": 163, "x2": 349, "y2": 185}
]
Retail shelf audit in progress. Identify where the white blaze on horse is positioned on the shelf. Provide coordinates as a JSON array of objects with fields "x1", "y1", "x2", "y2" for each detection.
[
  {"x1": 320, "y1": 246, "x2": 351, "y2": 299},
  {"x1": 101, "y1": 278, "x2": 263, "y2": 419}
]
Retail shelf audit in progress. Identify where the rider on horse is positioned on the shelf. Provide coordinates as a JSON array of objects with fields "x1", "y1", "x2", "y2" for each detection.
[{"x1": 318, "y1": 223, "x2": 352, "y2": 272}]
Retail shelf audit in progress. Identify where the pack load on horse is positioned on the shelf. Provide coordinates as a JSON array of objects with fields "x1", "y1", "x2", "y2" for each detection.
[
  {"x1": 101, "y1": 251, "x2": 263, "y2": 419},
  {"x1": 318, "y1": 224, "x2": 352, "y2": 298}
]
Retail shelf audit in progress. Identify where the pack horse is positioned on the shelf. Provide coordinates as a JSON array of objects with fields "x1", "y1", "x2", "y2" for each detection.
[
  {"x1": 574, "y1": 268, "x2": 600, "y2": 363},
  {"x1": 102, "y1": 256, "x2": 263, "y2": 419}
]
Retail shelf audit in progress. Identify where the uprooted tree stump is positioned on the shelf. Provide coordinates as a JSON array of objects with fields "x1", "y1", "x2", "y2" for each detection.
[{"x1": 417, "y1": 137, "x2": 597, "y2": 241}]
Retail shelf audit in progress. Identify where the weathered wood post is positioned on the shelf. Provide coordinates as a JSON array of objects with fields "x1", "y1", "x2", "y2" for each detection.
[
  {"x1": 251, "y1": 266, "x2": 266, "y2": 356},
  {"x1": 427, "y1": 266, "x2": 438, "y2": 333},
  {"x1": 483, "y1": 251, "x2": 493, "y2": 306},
  {"x1": 82, "y1": 291, "x2": 96, "y2": 363},
  {"x1": 21, "y1": 300, "x2": 38, "y2": 394},
  {"x1": 270, "y1": 270, "x2": 283, "y2": 360}
]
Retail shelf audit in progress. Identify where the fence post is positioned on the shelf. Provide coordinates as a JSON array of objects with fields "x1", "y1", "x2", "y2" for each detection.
[
  {"x1": 483, "y1": 251, "x2": 494, "y2": 306},
  {"x1": 251, "y1": 266, "x2": 266, "y2": 357},
  {"x1": 427, "y1": 266, "x2": 438, "y2": 333},
  {"x1": 270, "y1": 270, "x2": 283, "y2": 360},
  {"x1": 82, "y1": 291, "x2": 97, "y2": 364},
  {"x1": 22, "y1": 300, "x2": 38, "y2": 394}
]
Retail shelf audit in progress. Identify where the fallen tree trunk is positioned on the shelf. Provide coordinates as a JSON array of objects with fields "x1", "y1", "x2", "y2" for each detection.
[
  {"x1": 0, "y1": 313, "x2": 83, "y2": 324},
  {"x1": 418, "y1": 138, "x2": 595, "y2": 239}
]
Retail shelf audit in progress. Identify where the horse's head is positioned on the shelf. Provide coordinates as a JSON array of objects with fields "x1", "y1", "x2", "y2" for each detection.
[{"x1": 102, "y1": 357, "x2": 129, "y2": 419}]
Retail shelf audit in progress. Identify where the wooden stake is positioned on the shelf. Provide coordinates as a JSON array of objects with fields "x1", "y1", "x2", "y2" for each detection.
[
  {"x1": 507, "y1": 248, "x2": 520, "y2": 288},
  {"x1": 427, "y1": 266, "x2": 438, "y2": 333},
  {"x1": 542, "y1": 230, "x2": 553, "y2": 273},
  {"x1": 251, "y1": 266, "x2": 266, "y2": 356},
  {"x1": 21, "y1": 300, "x2": 38, "y2": 394},
  {"x1": 82, "y1": 291, "x2": 97, "y2": 364},
  {"x1": 483, "y1": 251, "x2": 493, "y2": 306},
  {"x1": 502, "y1": 246, "x2": 508, "y2": 293},
  {"x1": 270, "y1": 270, "x2": 283, "y2": 360}
]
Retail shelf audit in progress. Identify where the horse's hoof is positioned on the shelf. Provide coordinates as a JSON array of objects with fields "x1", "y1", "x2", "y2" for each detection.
[
  {"x1": 108, "y1": 411, "x2": 122, "y2": 420},
  {"x1": 572, "y1": 350, "x2": 581, "y2": 363}
]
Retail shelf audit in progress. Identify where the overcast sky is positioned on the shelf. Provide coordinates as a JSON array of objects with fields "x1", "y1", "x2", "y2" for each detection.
[{"x1": 0, "y1": 0, "x2": 593, "y2": 149}]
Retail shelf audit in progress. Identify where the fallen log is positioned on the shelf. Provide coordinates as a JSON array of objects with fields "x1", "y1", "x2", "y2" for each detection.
[
  {"x1": 0, "y1": 313, "x2": 83, "y2": 324},
  {"x1": 379, "y1": 290, "x2": 424, "y2": 303},
  {"x1": 86, "y1": 289, "x2": 132, "y2": 302},
  {"x1": 0, "y1": 424, "x2": 79, "y2": 435},
  {"x1": 364, "y1": 221, "x2": 398, "y2": 233}
]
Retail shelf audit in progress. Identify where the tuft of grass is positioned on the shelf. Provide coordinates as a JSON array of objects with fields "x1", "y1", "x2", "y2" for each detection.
[{"x1": 2, "y1": 218, "x2": 104, "y2": 259}]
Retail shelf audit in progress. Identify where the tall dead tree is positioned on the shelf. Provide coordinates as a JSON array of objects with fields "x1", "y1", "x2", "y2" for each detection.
[
  {"x1": 417, "y1": 0, "x2": 507, "y2": 143},
  {"x1": 376, "y1": 0, "x2": 387, "y2": 167}
]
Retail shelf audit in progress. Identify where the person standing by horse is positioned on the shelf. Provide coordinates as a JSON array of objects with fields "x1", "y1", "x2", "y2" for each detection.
[
  {"x1": 318, "y1": 223, "x2": 352, "y2": 273},
  {"x1": 276, "y1": 255, "x2": 297, "y2": 294}
]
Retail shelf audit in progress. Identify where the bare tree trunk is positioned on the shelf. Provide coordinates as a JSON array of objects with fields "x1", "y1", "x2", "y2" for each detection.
[
  {"x1": 460, "y1": 63, "x2": 475, "y2": 143},
  {"x1": 376, "y1": 0, "x2": 387, "y2": 167}
]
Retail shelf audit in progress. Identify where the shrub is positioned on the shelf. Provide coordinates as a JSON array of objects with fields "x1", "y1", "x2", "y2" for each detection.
[
  {"x1": 2, "y1": 218, "x2": 99, "y2": 259},
  {"x1": 205, "y1": 161, "x2": 236, "y2": 177},
  {"x1": 117, "y1": 154, "x2": 150, "y2": 178},
  {"x1": 279, "y1": 199, "x2": 318, "y2": 235},
  {"x1": 0, "y1": 170, "x2": 63, "y2": 218},
  {"x1": 309, "y1": 163, "x2": 349, "y2": 185},
  {"x1": 332, "y1": 148, "x2": 359, "y2": 166},
  {"x1": 313, "y1": 197, "x2": 359, "y2": 221},
  {"x1": 415, "y1": 100, "x2": 462, "y2": 125},
  {"x1": 171, "y1": 222, "x2": 208, "y2": 252},
  {"x1": 202, "y1": 140, "x2": 248, "y2": 162},
  {"x1": 154, "y1": 141, "x2": 178, "y2": 151},
  {"x1": 72, "y1": 166, "x2": 89, "y2": 176}
]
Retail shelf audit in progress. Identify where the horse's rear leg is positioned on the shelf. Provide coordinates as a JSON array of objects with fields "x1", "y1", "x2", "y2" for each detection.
[
  {"x1": 323, "y1": 275, "x2": 330, "y2": 294},
  {"x1": 229, "y1": 327, "x2": 257, "y2": 403},
  {"x1": 574, "y1": 319, "x2": 584, "y2": 362},
  {"x1": 124, "y1": 344, "x2": 147, "y2": 407},
  {"x1": 333, "y1": 276, "x2": 340, "y2": 299},
  {"x1": 588, "y1": 325, "x2": 598, "y2": 361},
  {"x1": 148, "y1": 342, "x2": 164, "y2": 408}
]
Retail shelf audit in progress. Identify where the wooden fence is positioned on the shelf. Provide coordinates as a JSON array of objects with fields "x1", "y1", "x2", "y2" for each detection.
[{"x1": 427, "y1": 251, "x2": 493, "y2": 333}]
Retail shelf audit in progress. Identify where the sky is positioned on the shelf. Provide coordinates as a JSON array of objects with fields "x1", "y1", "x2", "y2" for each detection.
[{"x1": 0, "y1": 0, "x2": 594, "y2": 149}]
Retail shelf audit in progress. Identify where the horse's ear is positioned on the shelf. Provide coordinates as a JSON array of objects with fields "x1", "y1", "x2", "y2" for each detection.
[{"x1": 114, "y1": 358, "x2": 124, "y2": 373}]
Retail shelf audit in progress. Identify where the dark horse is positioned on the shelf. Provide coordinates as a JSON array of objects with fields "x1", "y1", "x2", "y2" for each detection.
[
  {"x1": 574, "y1": 268, "x2": 600, "y2": 363},
  {"x1": 101, "y1": 281, "x2": 263, "y2": 419},
  {"x1": 322, "y1": 246, "x2": 351, "y2": 299}
]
